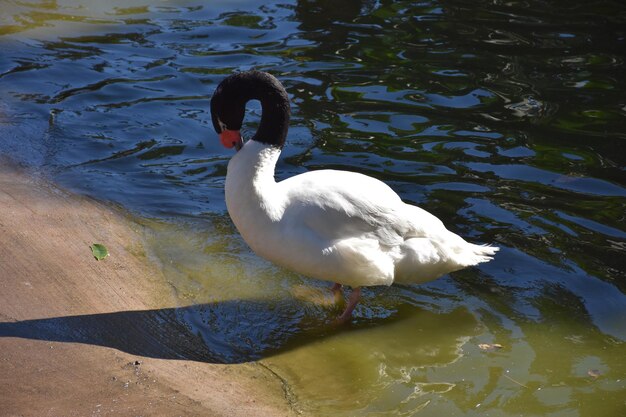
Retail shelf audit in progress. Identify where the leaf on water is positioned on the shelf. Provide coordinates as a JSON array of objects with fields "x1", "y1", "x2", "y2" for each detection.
[
  {"x1": 91, "y1": 243, "x2": 109, "y2": 261},
  {"x1": 587, "y1": 369, "x2": 602, "y2": 379},
  {"x1": 478, "y1": 343, "x2": 503, "y2": 352}
]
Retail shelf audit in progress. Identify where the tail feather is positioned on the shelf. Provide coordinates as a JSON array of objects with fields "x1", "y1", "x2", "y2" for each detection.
[{"x1": 459, "y1": 243, "x2": 499, "y2": 266}]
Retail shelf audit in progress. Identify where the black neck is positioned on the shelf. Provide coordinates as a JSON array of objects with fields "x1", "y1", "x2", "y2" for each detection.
[{"x1": 212, "y1": 71, "x2": 290, "y2": 148}]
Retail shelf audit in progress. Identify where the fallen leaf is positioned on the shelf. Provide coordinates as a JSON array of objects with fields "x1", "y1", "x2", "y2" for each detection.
[
  {"x1": 587, "y1": 369, "x2": 602, "y2": 379},
  {"x1": 478, "y1": 343, "x2": 503, "y2": 352},
  {"x1": 91, "y1": 243, "x2": 109, "y2": 261}
]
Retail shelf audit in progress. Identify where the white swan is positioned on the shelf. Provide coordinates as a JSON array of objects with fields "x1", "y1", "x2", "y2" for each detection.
[{"x1": 211, "y1": 71, "x2": 498, "y2": 322}]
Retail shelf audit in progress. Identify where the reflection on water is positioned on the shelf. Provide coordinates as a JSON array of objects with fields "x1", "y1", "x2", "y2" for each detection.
[{"x1": 1, "y1": 0, "x2": 625, "y2": 415}]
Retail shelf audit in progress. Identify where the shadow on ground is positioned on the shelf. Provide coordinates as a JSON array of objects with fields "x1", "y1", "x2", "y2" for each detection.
[{"x1": 0, "y1": 298, "x2": 413, "y2": 364}]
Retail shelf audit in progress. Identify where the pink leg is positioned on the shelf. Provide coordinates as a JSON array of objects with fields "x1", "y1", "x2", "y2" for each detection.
[
  {"x1": 330, "y1": 282, "x2": 343, "y2": 304},
  {"x1": 337, "y1": 287, "x2": 361, "y2": 323}
]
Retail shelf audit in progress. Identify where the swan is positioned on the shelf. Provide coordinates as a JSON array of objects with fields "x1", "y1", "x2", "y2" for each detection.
[{"x1": 210, "y1": 70, "x2": 498, "y2": 322}]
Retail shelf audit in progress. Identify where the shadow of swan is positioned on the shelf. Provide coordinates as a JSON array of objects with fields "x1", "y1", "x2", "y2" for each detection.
[{"x1": 0, "y1": 298, "x2": 408, "y2": 364}]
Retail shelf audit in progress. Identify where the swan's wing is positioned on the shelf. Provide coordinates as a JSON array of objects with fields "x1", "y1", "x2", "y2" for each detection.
[
  {"x1": 276, "y1": 169, "x2": 491, "y2": 286},
  {"x1": 278, "y1": 169, "x2": 445, "y2": 245},
  {"x1": 275, "y1": 169, "x2": 497, "y2": 286}
]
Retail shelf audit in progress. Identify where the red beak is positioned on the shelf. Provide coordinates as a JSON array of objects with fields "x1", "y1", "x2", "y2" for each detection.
[{"x1": 219, "y1": 130, "x2": 243, "y2": 150}]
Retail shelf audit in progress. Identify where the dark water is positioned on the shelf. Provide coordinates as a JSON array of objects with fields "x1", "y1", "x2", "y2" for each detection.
[{"x1": 1, "y1": 0, "x2": 625, "y2": 415}]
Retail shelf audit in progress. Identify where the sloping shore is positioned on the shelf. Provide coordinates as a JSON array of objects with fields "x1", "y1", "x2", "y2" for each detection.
[{"x1": 0, "y1": 158, "x2": 292, "y2": 416}]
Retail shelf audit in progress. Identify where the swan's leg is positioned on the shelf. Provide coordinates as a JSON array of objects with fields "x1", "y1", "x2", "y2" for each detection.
[
  {"x1": 337, "y1": 287, "x2": 361, "y2": 323},
  {"x1": 331, "y1": 282, "x2": 343, "y2": 303}
]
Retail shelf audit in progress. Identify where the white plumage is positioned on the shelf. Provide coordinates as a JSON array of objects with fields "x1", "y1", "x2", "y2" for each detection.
[{"x1": 225, "y1": 141, "x2": 498, "y2": 315}]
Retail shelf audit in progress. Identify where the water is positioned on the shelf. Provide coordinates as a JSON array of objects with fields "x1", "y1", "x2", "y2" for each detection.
[{"x1": 1, "y1": 0, "x2": 625, "y2": 415}]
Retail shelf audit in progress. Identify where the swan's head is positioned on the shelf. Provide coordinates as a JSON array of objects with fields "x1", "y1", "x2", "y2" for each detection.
[
  {"x1": 211, "y1": 71, "x2": 291, "y2": 152},
  {"x1": 210, "y1": 82, "x2": 245, "y2": 151}
]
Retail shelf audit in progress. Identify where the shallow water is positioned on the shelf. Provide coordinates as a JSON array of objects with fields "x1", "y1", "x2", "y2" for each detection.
[{"x1": 1, "y1": 0, "x2": 625, "y2": 415}]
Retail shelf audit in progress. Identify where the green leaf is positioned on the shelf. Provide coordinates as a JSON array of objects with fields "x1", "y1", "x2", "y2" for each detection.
[{"x1": 91, "y1": 243, "x2": 109, "y2": 261}]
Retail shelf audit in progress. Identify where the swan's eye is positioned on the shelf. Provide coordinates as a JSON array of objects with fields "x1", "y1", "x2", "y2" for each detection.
[{"x1": 217, "y1": 117, "x2": 228, "y2": 132}]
